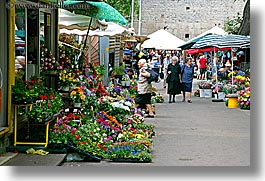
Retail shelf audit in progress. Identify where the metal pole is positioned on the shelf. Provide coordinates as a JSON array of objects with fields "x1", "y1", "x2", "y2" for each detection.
[
  {"x1": 131, "y1": 0, "x2": 134, "y2": 28},
  {"x1": 138, "y1": 0, "x2": 142, "y2": 35}
]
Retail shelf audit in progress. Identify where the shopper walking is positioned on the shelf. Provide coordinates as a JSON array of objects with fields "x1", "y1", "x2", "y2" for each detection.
[
  {"x1": 166, "y1": 56, "x2": 182, "y2": 103},
  {"x1": 198, "y1": 55, "x2": 207, "y2": 80},
  {"x1": 134, "y1": 59, "x2": 155, "y2": 118},
  {"x1": 163, "y1": 54, "x2": 172, "y2": 88},
  {"x1": 181, "y1": 57, "x2": 194, "y2": 103}
]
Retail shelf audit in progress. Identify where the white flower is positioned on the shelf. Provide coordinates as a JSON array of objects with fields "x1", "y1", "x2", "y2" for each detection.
[{"x1": 124, "y1": 101, "x2": 132, "y2": 107}]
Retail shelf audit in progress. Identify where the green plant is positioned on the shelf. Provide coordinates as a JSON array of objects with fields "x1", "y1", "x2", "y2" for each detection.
[
  {"x1": 12, "y1": 76, "x2": 45, "y2": 102},
  {"x1": 112, "y1": 63, "x2": 125, "y2": 77}
]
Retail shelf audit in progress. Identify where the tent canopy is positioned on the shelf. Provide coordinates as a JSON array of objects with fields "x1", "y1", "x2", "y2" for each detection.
[
  {"x1": 178, "y1": 26, "x2": 227, "y2": 50},
  {"x1": 141, "y1": 29, "x2": 185, "y2": 50}
]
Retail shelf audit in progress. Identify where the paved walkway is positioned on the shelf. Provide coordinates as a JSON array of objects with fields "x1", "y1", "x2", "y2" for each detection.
[{"x1": 1, "y1": 79, "x2": 250, "y2": 166}]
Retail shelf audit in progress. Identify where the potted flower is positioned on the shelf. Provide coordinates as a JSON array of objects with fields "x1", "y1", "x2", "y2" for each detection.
[
  {"x1": 58, "y1": 70, "x2": 76, "y2": 91},
  {"x1": 12, "y1": 76, "x2": 45, "y2": 104},
  {"x1": 237, "y1": 87, "x2": 250, "y2": 110},
  {"x1": 70, "y1": 87, "x2": 86, "y2": 107}
]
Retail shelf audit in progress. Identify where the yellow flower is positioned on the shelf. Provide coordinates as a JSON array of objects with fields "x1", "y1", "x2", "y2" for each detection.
[
  {"x1": 70, "y1": 91, "x2": 77, "y2": 96},
  {"x1": 80, "y1": 95, "x2": 86, "y2": 100}
]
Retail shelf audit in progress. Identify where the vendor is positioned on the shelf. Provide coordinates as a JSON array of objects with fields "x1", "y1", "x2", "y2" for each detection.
[{"x1": 234, "y1": 66, "x2": 245, "y2": 76}]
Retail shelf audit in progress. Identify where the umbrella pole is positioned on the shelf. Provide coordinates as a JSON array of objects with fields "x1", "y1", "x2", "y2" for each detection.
[
  {"x1": 83, "y1": 18, "x2": 93, "y2": 51},
  {"x1": 231, "y1": 47, "x2": 234, "y2": 93}
]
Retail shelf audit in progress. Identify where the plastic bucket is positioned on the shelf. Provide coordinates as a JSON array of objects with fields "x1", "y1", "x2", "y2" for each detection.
[
  {"x1": 218, "y1": 92, "x2": 225, "y2": 100},
  {"x1": 204, "y1": 89, "x2": 212, "y2": 98},
  {"x1": 228, "y1": 97, "x2": 238, "y2": 108},
  {"x1": 199, "y1": 89, "x2": 204, "y2": 97}
]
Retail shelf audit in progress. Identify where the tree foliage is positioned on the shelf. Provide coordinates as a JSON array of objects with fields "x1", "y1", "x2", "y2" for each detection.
[
  {"x1": 224, "y1": 12, "x2": 243, "y2": 34},
  {"x1": 224, "y1": 0, "x2": 250, "y2": 35},
  {"x1": 103, "y1": 0, "x2": 139, "y2": 22}
]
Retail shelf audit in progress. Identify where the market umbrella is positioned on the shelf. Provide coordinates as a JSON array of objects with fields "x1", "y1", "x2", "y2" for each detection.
[
  {"x1": 191, "y1": 34, "x2": 224, "y2": 49},
  {"x1": 61, "y1": 1, "x2": 128, "y2": 49},
  {"x1": 61, "y1": 1, "x2": 128, "y2": 25},
  {"x1": 214, "y1": 34, "x2": 250, "y2": 49}
]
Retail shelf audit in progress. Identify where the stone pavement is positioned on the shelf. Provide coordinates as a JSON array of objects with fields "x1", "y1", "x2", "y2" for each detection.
[{"x1": 0, "y1": 79, "x2": 250, "y2": 166}]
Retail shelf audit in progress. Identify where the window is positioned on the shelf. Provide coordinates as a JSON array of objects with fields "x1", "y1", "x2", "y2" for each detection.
[
  {"x1": 185, "y1": 34, "x2": 190, "y2": 39},
  {"x1": 186, "y1": 7, "x2": 190, "y2": 10}
]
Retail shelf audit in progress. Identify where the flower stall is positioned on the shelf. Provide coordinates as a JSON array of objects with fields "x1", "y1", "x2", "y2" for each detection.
[{"x1": 46, "y1": 56, "x2": 156, "y2": 162}]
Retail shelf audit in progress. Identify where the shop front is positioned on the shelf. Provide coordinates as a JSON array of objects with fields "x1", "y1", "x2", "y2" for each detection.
[{"x1": 0, "y1": 0, "x2": 58, "y2": 153}]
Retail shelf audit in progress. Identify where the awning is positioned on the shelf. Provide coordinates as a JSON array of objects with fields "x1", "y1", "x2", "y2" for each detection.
[{"x1": 58, "y1": 8, "x2": 107, "y2": 31}]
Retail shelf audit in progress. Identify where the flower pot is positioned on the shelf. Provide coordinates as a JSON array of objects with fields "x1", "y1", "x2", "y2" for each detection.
[
  {"x1": 74, "y1": 103, "x2": 81, "y2": 108},
  {"x1": 62, "y1": 86, "x2": 70, "y2": 91},
  {"x1": 125, "y1": 80, "x2": 130, "y2": 87}
]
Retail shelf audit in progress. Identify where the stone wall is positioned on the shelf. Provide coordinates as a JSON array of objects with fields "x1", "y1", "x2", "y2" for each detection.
[{"x1": 139, "y1": 0, "x2": 246, "y2": 40}]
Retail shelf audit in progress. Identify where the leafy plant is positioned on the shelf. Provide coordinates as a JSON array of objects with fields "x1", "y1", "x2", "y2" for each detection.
[
  {"x1": 112, "y1": 63, "x2": 125, "y2": 77},
  {"x1": 12, "y1": 76, "x2": 46, "y2": 102}
]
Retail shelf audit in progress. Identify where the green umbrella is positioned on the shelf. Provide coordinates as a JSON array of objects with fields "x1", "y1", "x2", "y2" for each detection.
[
  {"x1": 61, "y1": 1, "x2": 128, "y2": 25},
  {"x1": 61, "y1": 1, "x2": 128, "y2": 50}
]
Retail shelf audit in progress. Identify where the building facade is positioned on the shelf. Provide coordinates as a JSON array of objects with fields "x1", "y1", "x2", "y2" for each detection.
[{"x1": 140, "y1": 0, "x2": 246, "y2": 40}]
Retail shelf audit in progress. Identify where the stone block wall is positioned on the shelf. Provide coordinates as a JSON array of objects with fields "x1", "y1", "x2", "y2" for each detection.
[{"x1": 140, "y1": 0, "x2": 246, "y2": 40}]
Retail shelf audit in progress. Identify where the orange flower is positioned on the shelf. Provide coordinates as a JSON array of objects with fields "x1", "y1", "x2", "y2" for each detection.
[
  {"x1": 70, "y1": 91, "x2": 76, "y2": 96},
  {"x1": 80, "y1": 95, "x2": 86, "y2": 100}
]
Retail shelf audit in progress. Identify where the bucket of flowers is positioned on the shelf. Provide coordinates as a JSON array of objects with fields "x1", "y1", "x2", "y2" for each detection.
[{"x1": 70, "y1": 87, "x2": 86, "y2": 107}]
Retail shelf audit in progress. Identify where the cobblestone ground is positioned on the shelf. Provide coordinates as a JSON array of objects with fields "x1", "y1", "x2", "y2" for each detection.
[{"x1": 62, "y1": 79, "x2": 250, "y2": 166}]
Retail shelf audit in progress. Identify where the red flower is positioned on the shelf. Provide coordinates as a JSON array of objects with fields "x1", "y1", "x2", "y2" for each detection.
[
  {"x1": 47, "y1": 104, "x2": 51, "y2": 108},
  {"x1": 49, "y1": 94, "x2": 54, "y2": 99},
  {"x1": 27, "y1": 85, "x2": 32, "y2": 89},
  {"x1": 70, "y1": 128, "x2": 76, "y2": 135},
  {"x1": 82, "y1": 141, "x2": 86, "y2": 144},
  {"x1": 78, "y1": 141, "x2": 81, "y2": 145},
  {"x1": 75, "y1": 135, "x2": 81, "y2": 140},
  {"x1": 30, "y1": 80, "x2": 35, "y2": 84}
]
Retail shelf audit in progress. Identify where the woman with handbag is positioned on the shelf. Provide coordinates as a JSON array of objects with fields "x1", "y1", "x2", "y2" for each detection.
[
  {"x1": 166, "y1": 56, "x2": 182, "y2": 103},
  {"x1": 181, "y1": 57, "x2": 194, "y2": 103}
]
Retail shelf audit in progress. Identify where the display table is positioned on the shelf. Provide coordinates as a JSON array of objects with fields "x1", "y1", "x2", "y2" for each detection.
[{"x1": 13, "y1": 103, "x2": 60, "y2": 147}]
